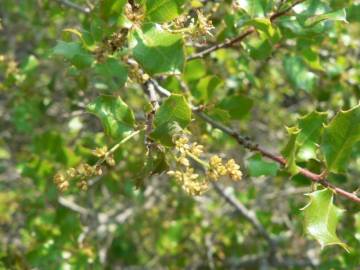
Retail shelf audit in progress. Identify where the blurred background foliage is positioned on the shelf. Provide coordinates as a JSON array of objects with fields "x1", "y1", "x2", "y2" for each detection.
[{"x1": 0, "y1": 0, "x2": 360, "y2": 269}]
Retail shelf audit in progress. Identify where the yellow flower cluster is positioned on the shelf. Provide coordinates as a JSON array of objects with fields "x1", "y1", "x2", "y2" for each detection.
[
  {"x1": 168, "y1": 136, "x2": 208, "y2": 195},
  {"x1": 168, "y1": 168, "x2": 208, "y2": 196},
  {"x1": 195, "y1": 10, "x2": 214, "y2": 37},
  {"x1": 53, "y1": 146, "x2": 115, "y2": 192},
  {"x1": 92, "y1": 146, "x2": 115, "y2": 167},
  {"x1": 53, "y1": 162, "x2": 103, "y2": 192},
  {"x1": 208, "y1": 156, "x2": 242, "y2": 181},
  {"x1": 167, "y1": 135, "x2": 242, "y2": 196}
]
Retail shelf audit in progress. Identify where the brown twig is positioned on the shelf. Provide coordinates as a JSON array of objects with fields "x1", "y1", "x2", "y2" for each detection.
[
  {"x1": 187, "y1": 28, "x2": 255, "y2": 61},
  {"x1": 187, "y1": 0, "x2": 305, "y2": 61}
]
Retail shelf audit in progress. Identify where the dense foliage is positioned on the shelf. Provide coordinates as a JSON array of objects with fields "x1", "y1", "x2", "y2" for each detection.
[{"x1": 1, "y1": 0, "x2": 360, "y2": 269}]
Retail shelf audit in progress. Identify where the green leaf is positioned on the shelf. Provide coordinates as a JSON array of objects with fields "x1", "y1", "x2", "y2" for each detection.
[
  {"x1": 283, "y1": 56, "x2": 318, "y2": 92},
  {"x1": 184, "y1": 59, "x2": 206, "y2": 81},
  {"x1": 145, "y1": 0, "x2": 181, "y2": 23},
  {"x1": 304, "y1": 9, "x2": 347, "y2": 27},
  {"x1": 150, "y1": 121, "x2": 183, "y2": 146},
  {"x1": 95, "y1": 58, "x2": 128, "y2": 89},
  {"x1": 347, "y1": 4, "x2": 360, "y2": 23},
  {"x1": 281, "y1": 126, "x2": 300, "y2": 175},
  {"x1": 151, "y1": 94, "x2": 191, "y2": 145},
  {"x1": 248, "y1": 38, "x2": 272, "y2": 60},
  {"x1": 154, "y1": 94, "x2": 191, "y2": 127},
  {"x1": 301, "y1": 188, "x2": 349, "y2": 251},
  {"x1": 301, "y1": 47, "x2": 323, "y2": 71},
  {"x1": 217, "y1": 95, "x2": 253, "y2": 120},
  {"x1": 321, "y1": 105, "x2": 360, "y2": 173},
  {"x1": 206, "y1": 108, "x2": 231, "y2": 123},
  {"x1": 192, "y1": 76, "x2": 222, "y2": 103},
  {"x1": 244, "y1": 18, "x2": 281, "y2": 43},
  {"x1": 297, "y1": 111, "x2": 328, "y2": 161},
  {"x1": 87, "y1": 95, "x2": 135, "y2": 139},
  {"x1": 238, "y1": 0, "x2": 268, "y2": 17},
  {"x1": 247, "y1": 154, "x2": 279, "y2": 177},
  {"x1": 53, "y1": 41, "x2": 93, "y2": 69},
  {"x1": 131, "y1": 24, "x2": 185, "y2": 75}
]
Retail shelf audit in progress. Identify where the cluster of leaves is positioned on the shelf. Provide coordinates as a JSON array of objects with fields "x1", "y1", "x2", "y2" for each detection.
[{"x1": 1, "y1": 0, "x2": 360, "y2": 269}]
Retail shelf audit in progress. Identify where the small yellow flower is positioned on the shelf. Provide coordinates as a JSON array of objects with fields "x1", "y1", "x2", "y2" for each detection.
[
  {"x1": 53, "y1": 173, "x2": 65, "y2": 184},
  {"x1": 94, "y1": 165, "x2": 103, "y2": 176},
  {"x1": 178, "y1": 156, "x2": 190, "y2": 167},
  {"x1": 189, "y1": 143, "x2": 203, "y2": 157},
  {"x1": 66, "y1": 168, "x2": 77, "y2": 178},
  {"x1": 92, "y1": 146, "x2": 108, "y2": 158},
  {"x1": 58, "y1": 181, "x2": 69, "y2": 192},
  {"x1": 106, "y1": 155, "x2": 116, "y2": 167},
  {"x1": 209, "y1": 155, "x2": 222, "y2": 167},
  {"x1": 225, "y1": 159, "x2": 242, "y2": 181},
  {"x1": 175, "y1": 136, "x2": 189, "y2": 152},
  {"x1": 77, "y1": 180, "x2": 88, "y2": 191}
]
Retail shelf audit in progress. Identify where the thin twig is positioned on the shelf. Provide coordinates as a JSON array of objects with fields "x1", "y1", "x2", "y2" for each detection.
[
  {"x1": 58, "y1": 196, "x2": 91, "y2": 216},
  {"x1": 56, "y1": 0, "x2": 91, "y2": 14},
  {"x1": 187, "y1": 28, "x2": 255, "y2": 61},
  {"x1": 187, "y1": 0, "x2": 305, "y2": 61}
]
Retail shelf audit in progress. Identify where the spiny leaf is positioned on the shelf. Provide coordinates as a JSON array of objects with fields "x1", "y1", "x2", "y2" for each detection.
[
  {"x1": 321, "y1": 104, "x2": 360, "y2": 173},
  {"x1": 87, "y1": 95, "x2": 135, "y2": 139},
  {"x1": 301, "y1": 188, "x2": 349, "y2": 251}
]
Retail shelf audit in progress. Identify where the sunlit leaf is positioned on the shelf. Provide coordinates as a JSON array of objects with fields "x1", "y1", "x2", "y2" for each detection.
[
  {"x1": 131, "y1": 24, "x2": 185, "y2": 75},
  {"x1": 304, "y1": 9, "x2": 347, "y2": 26},
  {"x1": 145, "y1": 0, "x2": 182, "y2": 23},
  {"x1": 301, "y1": 188, "x2": 349, "y2": 251},
  {"x1": 321, "y1": 105, "x2": 360, "y2": 173},
  {"x1": 87, "y1": 95, "x2": 135, "y2": 139}
]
